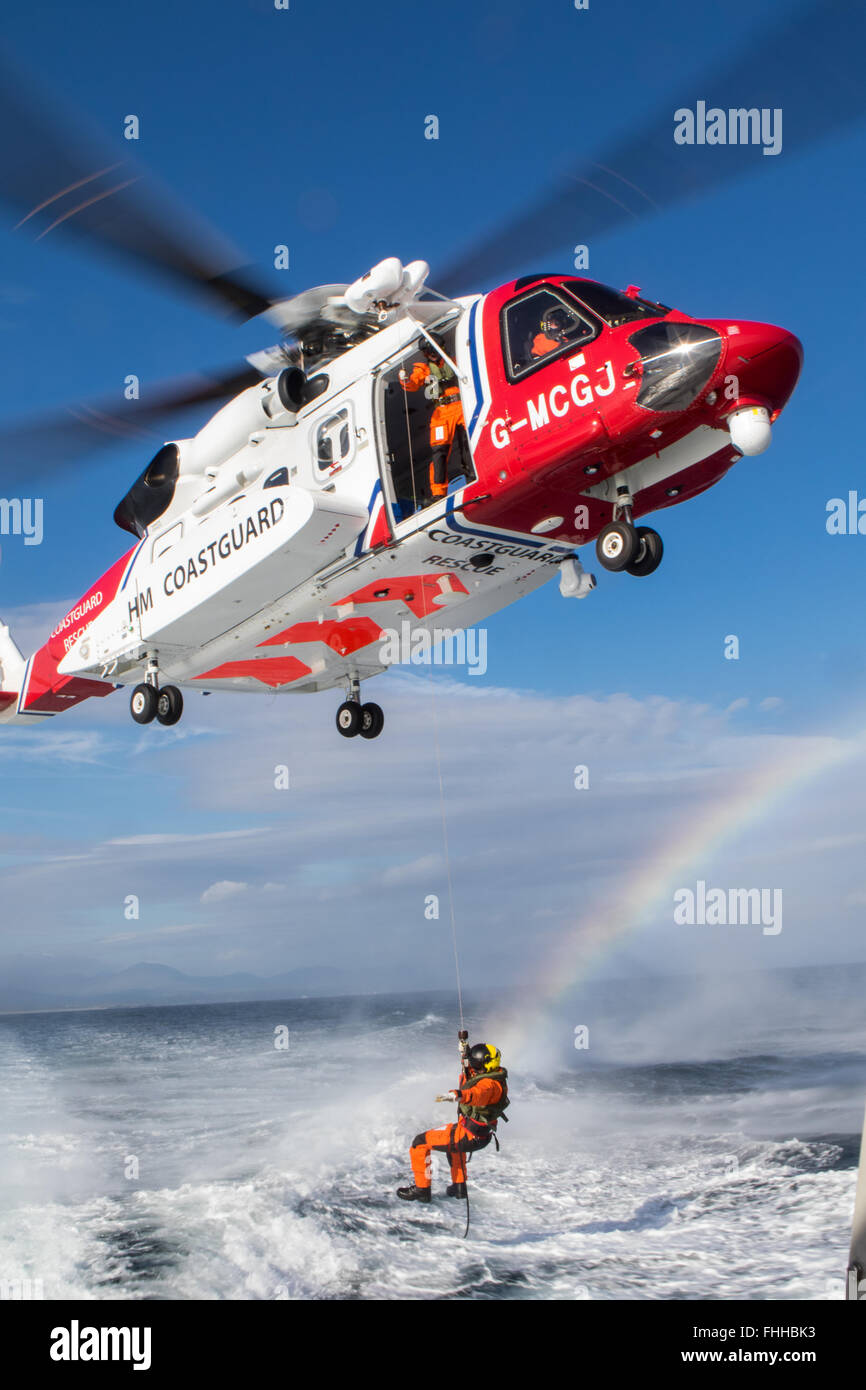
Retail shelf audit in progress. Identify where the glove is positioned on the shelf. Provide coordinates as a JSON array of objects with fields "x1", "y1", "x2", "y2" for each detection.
[
  {"x1": 398, "y1": 368, "x2": 408, "y2": 382},
  {"x1": 447, "y1": 1089, "x2": 461, "y2": 1102}
]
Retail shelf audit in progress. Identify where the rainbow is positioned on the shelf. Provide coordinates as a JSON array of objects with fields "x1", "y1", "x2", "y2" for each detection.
[{"x1": 495, "y1": 720, "x2": 855, "y2": 1051}]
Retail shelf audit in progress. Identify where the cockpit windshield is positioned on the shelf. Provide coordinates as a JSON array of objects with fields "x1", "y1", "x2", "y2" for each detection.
[
  {"x1": 628, "y1": 322, "x2": 722, "y2": 412},
  {"x1": 564, "y1": 280, "x2": 670, "y2": 328}
]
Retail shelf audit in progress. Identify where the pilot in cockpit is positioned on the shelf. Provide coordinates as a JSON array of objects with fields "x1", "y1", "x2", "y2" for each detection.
[{"x1": 530, "y1": 305, "x2": 573, "y2": 359}]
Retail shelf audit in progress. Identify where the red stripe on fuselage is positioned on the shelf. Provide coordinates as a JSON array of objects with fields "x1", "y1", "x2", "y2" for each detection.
[{"x1": 22, "y1": 547, "x2": 135, "y2": 714}]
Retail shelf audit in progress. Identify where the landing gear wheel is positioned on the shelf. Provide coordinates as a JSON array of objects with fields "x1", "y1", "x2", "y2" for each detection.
[
  {"x1": 156, "y1": 685, "x2": 184, "y2": 726},
  {"x1": 130, "y1": 684, "x2": 157, "y2": 725},
  {"x1": 336, "y1": 701, "x2": 362, "y2": 738},
  {"x1": 595, "y1": 521, "x2": 639, "y2": 572},
  {"x1": 359, "y1": 702, "x2": 384, "y2": 739},
  {"x1": 626, "y1": 526, "x2": 664, "y2": 577}
]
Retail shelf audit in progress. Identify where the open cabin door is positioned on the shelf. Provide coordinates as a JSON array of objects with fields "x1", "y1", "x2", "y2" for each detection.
[{"x1": 374, "y1": 322, "x2": 476, "y2": 537}]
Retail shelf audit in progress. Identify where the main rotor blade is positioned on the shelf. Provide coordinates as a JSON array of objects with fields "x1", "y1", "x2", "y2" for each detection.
[
  {"x1": 0, "y1": 364, "x2": 262, "y2": 485},
  {"x1": 0, "y1": 57, "x2": 276, "y2": 320},
  {"x1": 436, "y1": 0, "x2": 866, "y2": 295}
]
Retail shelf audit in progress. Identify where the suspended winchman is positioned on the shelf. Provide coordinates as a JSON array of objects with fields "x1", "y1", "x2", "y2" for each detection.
[{"x1": 397, "y1": 1039, "x2": 509, "y2": 1204}]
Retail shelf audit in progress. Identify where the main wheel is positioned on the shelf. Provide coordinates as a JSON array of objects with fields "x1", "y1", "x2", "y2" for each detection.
[
  {"x1": 359, "y1": 702, "x2": 384, "y2": 739},
  {"x1": 336, "y1": 701, "x2": 362, "y2": 738},
  {"x1": 595, "y1": 521, "x2": 639, "y2": 571},
  {"x1": 626, "y1": 526, "x2": 664, "y2": 577},
  {"x1": 156, "y1": 685, "x2": 184, "y2": 726},
  {"x1": 130, "y1": 683, "x2": 157, "y2": 725}
]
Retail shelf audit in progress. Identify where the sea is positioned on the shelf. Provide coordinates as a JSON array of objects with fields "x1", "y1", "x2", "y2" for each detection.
[{"x1": 0, "y1": 963, "x2": 863, "y2": 1301}]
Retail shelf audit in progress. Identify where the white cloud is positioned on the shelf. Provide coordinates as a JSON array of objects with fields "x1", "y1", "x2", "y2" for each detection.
[
  {"x1": 382, "y1": 854, "x2": 443, "y2": 886},
  {"x1": 109, "y1": 829, "x2": 261, "y2": 847},
  {"x1": 809, "y1": 832, "x2": 866, "y2": 854},
  {"x1": 98, "y1": 922, "x2": 208, "y2": 945},
  {"x1": 0, "y1": 728, "x2": 110, "y2": 765},
  {"x1": 2, "y1": 674, "x2": 865, "y2": 988},
  {"x1": 201, "y1": 880, "x2": 248, "y2": 904}
]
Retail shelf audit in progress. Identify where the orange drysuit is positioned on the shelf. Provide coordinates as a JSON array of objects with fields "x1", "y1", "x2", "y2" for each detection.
[
  {"x1": 531, "y1": 331, "x2": 561, "y2": 357},
  {"x1": 409, "y1": 1070, "x2": 504, "y2": 1189},
  {"x1": 400, "y1": 359, "x2": 464, "y2": 499}
]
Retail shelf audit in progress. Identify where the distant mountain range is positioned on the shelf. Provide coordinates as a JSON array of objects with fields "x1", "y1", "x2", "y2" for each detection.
[{"x1": 0, "y1": 960, "x2": 370, "y2": 1013}]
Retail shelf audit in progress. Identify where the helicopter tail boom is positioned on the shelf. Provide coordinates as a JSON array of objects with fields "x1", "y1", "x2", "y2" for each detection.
[{"x1": 0, "y1": 608, "x2": 118, "y2": 726}]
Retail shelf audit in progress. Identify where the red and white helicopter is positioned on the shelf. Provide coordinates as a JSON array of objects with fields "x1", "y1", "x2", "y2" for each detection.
[
  {"x1": 5, "y1": 8, "x2": 854, "y2": 741},
  {"x1": 0, "y1": 255, "x2": 801, "y2": 739}
]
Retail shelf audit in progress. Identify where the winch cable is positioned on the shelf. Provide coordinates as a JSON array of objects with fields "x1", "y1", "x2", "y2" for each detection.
[
  {"x1": 427, "y1": 678, "x2": 465, "y2": 1035},
  {"x1": 424, "y1": 553, "x2": 470, "y2": 1238},
  {"x1": 400, "y1": 360, "x2": 464, "y2": 1026},
  {"x1": 403, "y1": 358, "x2": 470, "y2": 1234}
]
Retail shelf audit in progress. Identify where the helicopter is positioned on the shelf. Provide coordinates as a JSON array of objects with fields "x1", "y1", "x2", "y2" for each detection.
[
  {"x1": 0, "y1": 1, "x2": 858, "y2": 740},
  {"x1": 0, "y1": 255, "x2": 801, "y2": 740}
]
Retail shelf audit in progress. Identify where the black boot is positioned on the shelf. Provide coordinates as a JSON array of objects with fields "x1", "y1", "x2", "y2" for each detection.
[
  {"x1": 397, "y1": 1185, "x2": 431, "y2": 1203},
  {"x1": 446, "y1": 1182, "x2": 467, "y2": 1199}
]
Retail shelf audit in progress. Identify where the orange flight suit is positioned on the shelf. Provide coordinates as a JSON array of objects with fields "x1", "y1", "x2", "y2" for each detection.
[
  {"x1": 531, "y1": 331, "x2": 561, "y2": 357},
  {"x1": 409, "y1": 1070, "x2": 504, "y2": 1189},
  {"x1": 400, "y1": 359, "x2": 464, "y2": 499}
]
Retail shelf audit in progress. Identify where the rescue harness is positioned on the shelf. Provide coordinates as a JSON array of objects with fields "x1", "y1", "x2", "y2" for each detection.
[{"x1": 458, "y1": 1065, "x2": 509, "y2": 1149}]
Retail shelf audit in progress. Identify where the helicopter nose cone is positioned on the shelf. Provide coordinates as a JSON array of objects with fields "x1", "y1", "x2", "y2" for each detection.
[{"x1": 708, "y1": 320, "x2": 803, "y2": 414}]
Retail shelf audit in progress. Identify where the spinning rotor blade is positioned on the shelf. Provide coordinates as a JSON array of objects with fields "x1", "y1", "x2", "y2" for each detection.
[
  {"x1": 437, "y1": 0, "x2": 866, "y2": 295},
  {"x1": 0, "y1": 364, "x2": 262, "y2": 484},
  {"x1": 0, "y1": 57, "x2": 275, "y2": 320}
]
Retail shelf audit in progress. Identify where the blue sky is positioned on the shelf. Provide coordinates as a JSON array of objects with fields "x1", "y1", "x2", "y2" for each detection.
[{"x1": 0, "y1": 0, "x2": 865, "y2": 999}]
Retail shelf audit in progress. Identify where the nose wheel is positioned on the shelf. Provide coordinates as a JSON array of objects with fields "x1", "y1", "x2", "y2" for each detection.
[
  {"x1": 626, "y1": 526, "x2": 664, "y2": 577},
  {"x1": 595, "y1": 519, "x2": 664, "y2": 577},
  {"x1": 595, "y1": 520, "x2": 639, "y2": 571}
]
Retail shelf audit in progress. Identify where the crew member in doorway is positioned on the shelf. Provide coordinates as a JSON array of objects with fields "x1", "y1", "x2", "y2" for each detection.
[
  {"x1": 399, "y1": 340, "x2": 465, "y2": 504},
  {"x1": 397, "y1": 1043, "x2": 509, "y2": 1203},
  {"x1": 531, "y1": 305, "x2": 572, "y2": 358}
]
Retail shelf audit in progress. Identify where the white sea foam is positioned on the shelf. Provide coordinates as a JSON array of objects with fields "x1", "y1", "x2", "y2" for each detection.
[{"x1": 0, "y1": 988, "x2": 859, "y2": 1301}]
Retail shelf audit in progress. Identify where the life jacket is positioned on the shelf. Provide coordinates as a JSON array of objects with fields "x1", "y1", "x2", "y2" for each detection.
[
  {"x1": 426, "y1": 359, "x2": 460, "y2": 402},
  {"x1": 458, "y1": 1066, "x2": 510, "y2": 1129}
]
